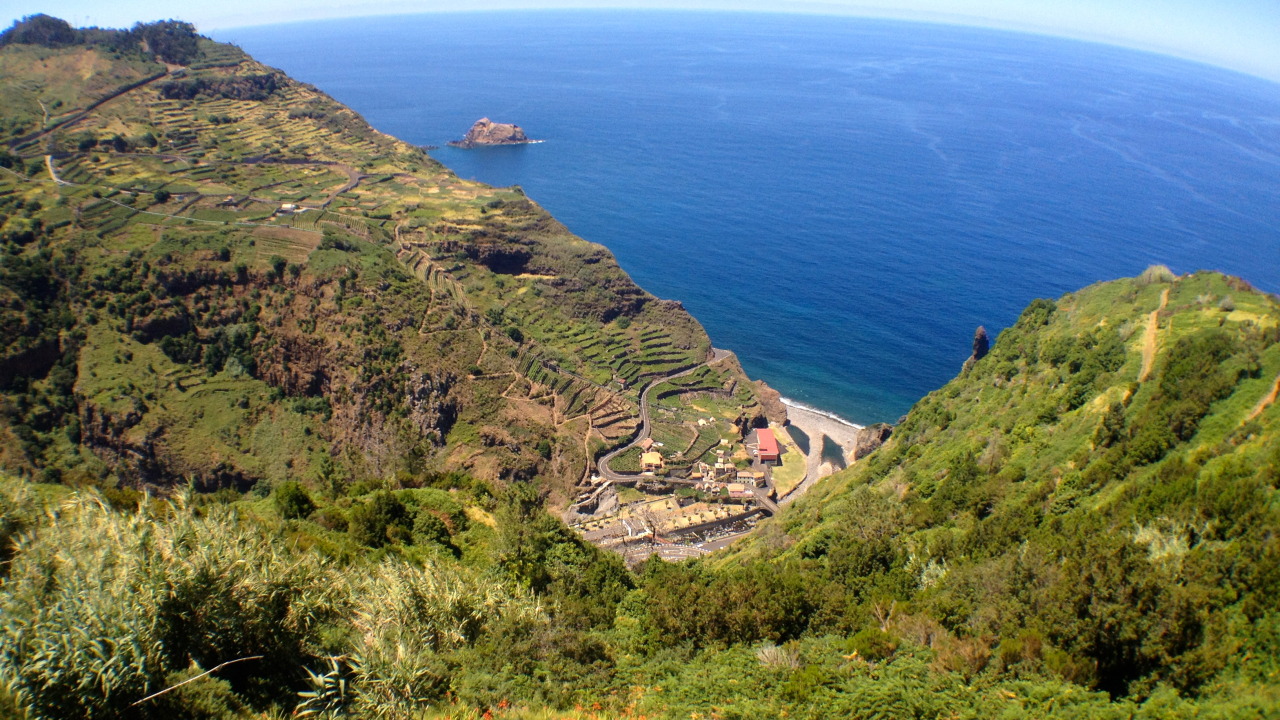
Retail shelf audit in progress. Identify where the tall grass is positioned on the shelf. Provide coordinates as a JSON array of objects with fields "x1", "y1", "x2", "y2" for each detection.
[{"x1": 0, "y1": 477, "x2": 544, "y2": 719}]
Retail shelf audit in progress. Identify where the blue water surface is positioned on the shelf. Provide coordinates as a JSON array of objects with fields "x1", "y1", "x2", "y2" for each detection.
[{"x1": 217, "y1": 11, "x2": 1280, "y2": 425}]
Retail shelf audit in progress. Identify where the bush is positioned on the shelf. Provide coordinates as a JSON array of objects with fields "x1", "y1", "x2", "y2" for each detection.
[
  {"x1": 1138, "y1": 264, "x2": 1176, "y2": 285},
  {"x1": 348, "y1": 491, "x2": 411, "y2": 548},
  {"x1": 0, "y1": 484, "x2": 332, "y2": 718},
  {"x1": 412, "y1": 510, "x2": 454, "y2": 553},
  {"x1": 849, "y1": 627, "x2": 899, "y2": 662},
  {"x1": 273, "y1": 481, "x2": 315, "y2": 520}
]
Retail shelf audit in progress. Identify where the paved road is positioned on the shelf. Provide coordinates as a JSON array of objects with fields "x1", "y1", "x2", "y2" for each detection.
[
  {"x1": 596, "y1": 352, "x2": 718, "y2": 482},
  {"x1": 750, "y1": 485, "x2": 780, "y2": 515}
]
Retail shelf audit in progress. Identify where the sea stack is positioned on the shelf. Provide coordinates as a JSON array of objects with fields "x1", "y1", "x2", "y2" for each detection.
[{"x1": 449, "y1": 117, "x2": 539, "y2": 148}]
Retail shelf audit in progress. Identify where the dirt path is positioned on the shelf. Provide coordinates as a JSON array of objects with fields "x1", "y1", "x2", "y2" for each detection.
[
  {"x1": 1247, "y1": 373, "x2": 1280, "y2": 422},
  {"x1": 9, "y1": 70, "x2": 169, "y2": 150},
  {"x1": 45, "y1": 155, "x2": 71, "y2": 185},
  {"x1": 1139, "y1": 287, "x2": 1170, "y2": 382}
]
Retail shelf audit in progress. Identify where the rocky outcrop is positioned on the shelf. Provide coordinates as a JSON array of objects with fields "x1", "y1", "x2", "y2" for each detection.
[
  {"x1": 79, "y1": 401, "x2": 166, "y2": 483},
  {"x1": 448, "y1": 117, "x2": 538, "y2": 148},
  {"x1": 405, "y1": 371, "x2": 457, "y2": 443},
  {"x1": 752, "y1": 380, "x2": 788, "y2": 426},
  {"x1": 257, "y1": 334, "x2": 332, "y2": 398},
  {"x1": 131, "y1": 303, "x2": 193, "y2": 342},
  {"x1": 852, "y1": 423, "x2": 893, "y2": 461}
]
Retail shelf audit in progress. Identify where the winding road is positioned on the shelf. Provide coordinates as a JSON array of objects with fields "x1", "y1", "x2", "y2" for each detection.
[
  {"x1": 596, "y1": 365, "x2": 702, "y2": 482},
  {"x1": 593, "y1": 348, "x2": 782, "y2": 515},
  {"x1": 596, "y1": 348, "x2": 733, "y2": 482}
]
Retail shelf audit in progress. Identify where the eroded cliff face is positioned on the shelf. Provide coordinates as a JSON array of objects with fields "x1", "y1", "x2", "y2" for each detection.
[{"x1": 449, "y1": 117, "x2": 537, "y2": 148}]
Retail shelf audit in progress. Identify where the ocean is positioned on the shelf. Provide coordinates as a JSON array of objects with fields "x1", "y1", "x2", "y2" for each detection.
[{"x1": 216, "y1": 11, "x2": 1280, "y2": 425}]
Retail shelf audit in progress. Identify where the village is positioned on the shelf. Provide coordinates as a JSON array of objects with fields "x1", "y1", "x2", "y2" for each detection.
[{"x1": 569, "y1": 421, "x2": 810, "y2": 564}]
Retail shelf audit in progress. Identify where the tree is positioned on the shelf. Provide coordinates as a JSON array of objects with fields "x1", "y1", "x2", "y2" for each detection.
[
  {"x1": 131, "y1": 20, "x2": 200, "y2": 65},
  {"x1": 0, "y1": 14, "x2": 77, "y2": 47},
  {"x1": 317, "y1": 455, "x2": 343, "y2": 499}
]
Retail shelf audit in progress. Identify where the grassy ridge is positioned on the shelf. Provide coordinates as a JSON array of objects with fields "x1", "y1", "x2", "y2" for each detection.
[{"x1": 720, "y1": 269, "x2": 1280, "y2": 701}]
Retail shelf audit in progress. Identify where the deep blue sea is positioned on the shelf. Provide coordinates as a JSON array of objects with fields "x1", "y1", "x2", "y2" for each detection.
[{"x1": 217, "y1": 11, "x2": 1280, "y2": 425}]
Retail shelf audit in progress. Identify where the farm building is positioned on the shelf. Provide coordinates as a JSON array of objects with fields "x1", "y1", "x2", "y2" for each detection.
[{"x1": 641, "y1": 451, "x2": 664, "y2": 473}]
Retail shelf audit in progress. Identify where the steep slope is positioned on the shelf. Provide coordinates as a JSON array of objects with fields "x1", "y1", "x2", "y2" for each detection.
[
  {"x1": 721, "y1": 267, "x2": 1280, "y2": 697},
  {"x1": 0, "y1": 20, "x2": 764, "y2": 501}
]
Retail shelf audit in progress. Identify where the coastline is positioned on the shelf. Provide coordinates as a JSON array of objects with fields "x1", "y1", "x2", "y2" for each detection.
[
  {"x1": 777, "y1": 397, "x2": 865, "y2": 504},
  {"x1": 780, "y1": 397, "x2": 863, "y2": 430}
]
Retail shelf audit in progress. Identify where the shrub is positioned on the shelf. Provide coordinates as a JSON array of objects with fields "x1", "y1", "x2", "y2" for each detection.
[
  {"x1": 0, "y1": 484, "x2": 332, "y2": 718},
  {"x1": 273, "y1": 481, "x2": 315, "y2": 520},
  {"x1": 1138, "y1": 264, "x2": 1176, "y2": 285},
  {"x1": 849, "y1": 627, "x2": 900, "y2": 662},
  {"x1": 348, "y1": 491, "x2": 411, "y2": 548}
]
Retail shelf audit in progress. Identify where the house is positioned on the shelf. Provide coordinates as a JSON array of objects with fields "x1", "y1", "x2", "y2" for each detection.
[
  {"x1": 638, "y1": 437, "x2": 655, "y2": 452},
  {"x1": 641, "y1": 451, "x2": 664, "y2": 473},
  {"x1": 757, "y1": 428, "x2": 780, "y2": 464},
  {"x1": 727, "y1": 483, "x2": 752, "y2": 499}
]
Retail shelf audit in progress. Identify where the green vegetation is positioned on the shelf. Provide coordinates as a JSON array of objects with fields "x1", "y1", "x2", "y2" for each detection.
[
  {"x1": 1, "y1": 14, "x2": 1277, "y2": 719},
  {"x1": 0, "y1": 16, "x2": 759, "y2": 502},
  {"x1": 718, "y1": 270, "x2": 1280, "y2": 708},
  {"x1": 0, "y1": 473, "x2": 628, "y2": 719}
]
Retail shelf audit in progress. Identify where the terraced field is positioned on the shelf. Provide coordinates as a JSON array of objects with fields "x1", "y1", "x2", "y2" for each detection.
[{"x1": 0, "y1": 34, "x2": 763, "y2": 502}]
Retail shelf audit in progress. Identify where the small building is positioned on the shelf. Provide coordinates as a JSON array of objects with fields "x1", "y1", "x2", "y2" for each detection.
[
  {"x1": 757, "y1": 428, "x2": 780, "y2": 464},
  {"x1": 727, "y1": 482, "x2": 752, "y2": 499},
  {"x1": 641, "y1": 451, "x2": 664, "y2": 473},
  {"x1": 638, "y1": 437, "x2": 655, "y2": 452}
]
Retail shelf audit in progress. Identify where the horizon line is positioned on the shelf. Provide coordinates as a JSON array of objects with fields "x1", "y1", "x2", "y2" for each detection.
[{"x1": 203, "y1": 7, "x2": 1280, "y2": 87}]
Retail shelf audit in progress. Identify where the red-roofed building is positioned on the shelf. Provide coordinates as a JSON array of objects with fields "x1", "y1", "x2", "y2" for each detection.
[{"x1": 757, "y1": 428, "x2": 780, "y2": 464}]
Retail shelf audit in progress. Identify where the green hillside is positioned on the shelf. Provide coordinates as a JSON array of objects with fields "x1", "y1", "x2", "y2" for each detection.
[
  {"x1": 2, "y1": 13, "x2": 1279, "y2": 720},
  {"x1": 0, "y1": 15, "x2": 763, "y2": 505},
  {"x1": 716, "y1": 267, "x2": 1280, "y2": 701}
]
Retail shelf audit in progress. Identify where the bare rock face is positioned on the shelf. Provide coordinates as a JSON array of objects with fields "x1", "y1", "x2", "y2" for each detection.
[
  {"x1": 852, "y1": 423, "x2": 893, "y2": 461},
  {"x1": 449, "y1": 117, "x2": 537, "y2": 148},
  {"x1": 752, "y1": 379, "x2": 789, "y2": 426}
]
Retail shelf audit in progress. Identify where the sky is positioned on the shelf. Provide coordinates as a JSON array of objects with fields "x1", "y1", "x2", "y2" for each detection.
[{"x1": 6, "y1": 1, "x2": 1280, "y2": 83}]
